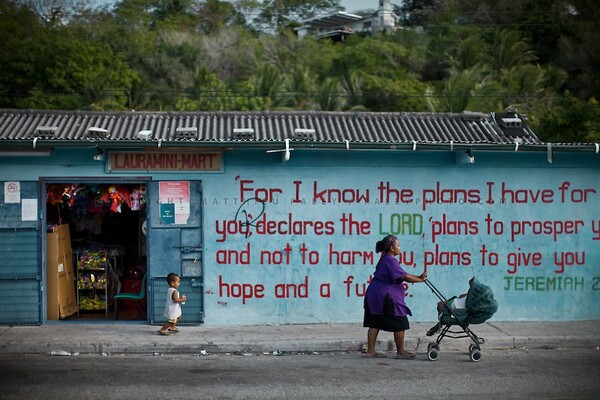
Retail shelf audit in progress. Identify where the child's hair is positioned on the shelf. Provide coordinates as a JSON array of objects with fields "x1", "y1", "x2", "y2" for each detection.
[{"x1": 166, "y1": 272, "x2": 179, "y2": 284}]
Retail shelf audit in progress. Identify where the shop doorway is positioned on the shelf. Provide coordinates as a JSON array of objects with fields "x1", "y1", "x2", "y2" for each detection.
[{"x1": 44, "y1": 179, "x2": 149, "y2": 321}]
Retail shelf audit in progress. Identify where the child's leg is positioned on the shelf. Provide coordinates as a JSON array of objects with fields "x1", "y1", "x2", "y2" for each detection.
[
  {"x1": 169, "y1": 317, "x2": 181, "y2": 332},
  {"x1": 159, "y1": 321, "x2": 173, "y2": 334}
]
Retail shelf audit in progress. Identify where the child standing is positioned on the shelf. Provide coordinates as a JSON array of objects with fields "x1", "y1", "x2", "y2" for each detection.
[{"x1": 158, "y1": 273, "x2": 187, "y2": 336}]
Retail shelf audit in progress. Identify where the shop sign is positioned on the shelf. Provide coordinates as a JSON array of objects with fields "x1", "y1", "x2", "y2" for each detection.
[{"x1": 108, "y1": 151, "x2": 222, "y2": 172}]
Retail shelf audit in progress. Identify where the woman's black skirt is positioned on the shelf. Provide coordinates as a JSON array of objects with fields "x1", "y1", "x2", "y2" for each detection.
[{"x1": 363, "y1": 293, "x2": 410, "y2": 332}]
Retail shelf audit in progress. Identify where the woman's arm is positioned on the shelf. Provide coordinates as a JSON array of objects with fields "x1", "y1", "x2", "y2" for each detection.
[{"x1": 402, "y1": 272, "x2": 427, "y2": 283}]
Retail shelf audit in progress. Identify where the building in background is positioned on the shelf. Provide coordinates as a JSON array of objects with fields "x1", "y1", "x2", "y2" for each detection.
[{"x1": 296, "y1": 0, "x2": 397, "y2": 40}]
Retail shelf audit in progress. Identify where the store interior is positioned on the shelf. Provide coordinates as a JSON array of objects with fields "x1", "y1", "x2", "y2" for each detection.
[{"x1": 46, "y1": 182, "x2": 147, "y2": 321}]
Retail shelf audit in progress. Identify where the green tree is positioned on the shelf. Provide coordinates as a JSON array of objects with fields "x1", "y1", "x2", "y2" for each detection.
[
  {"x1": 534, "y1": 93, "x2": 600, "y2": 143},
  {"x1": 331, "y1": 37, "x2": 430, "y2": 111},
  {"x1": 556, "y1": 0, "x2": 600, "y2": 101},
  {"x1": 485, "y1": 30, "x2": 537, "y2": 73},
  {"x1": 396, "y1": 0, "x2": 437, "y2": 27},
  {"x1": 362, "y1": 76, "x2": 430, "y2": 112},
  {"x1": 175, "y1": 69, "x2": 263, "y2": 111},
  {"x1": 340, "y1": 70, "x2": 366, "y2": 110},
  {"x1": 428, "y1": 67, "x2": 501, "y2": 113},
  {"x1": 0, "y1": 1, "x2": 138, "y2": 109},
  {"x1": 317, "y1": 78, "x2": 344, "y2": 111},
  {"x1": 253, "y1": 64, "x2": 284, "y2": 109},
  {"x1": 282, "y1": 65, "x2": 316, "y2": 109},
  {"x1": 200, "y1": 28, "x2": 257, "y2": 84},
  {"x1": 197, "y1": 0, "x2": 240, "y2": 33},
  {"x1": 0, "y1": 0, "x2": 43, "y2": 106}
]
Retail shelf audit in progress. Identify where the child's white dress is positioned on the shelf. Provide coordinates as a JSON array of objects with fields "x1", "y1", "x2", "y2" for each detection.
[{"x1": 163, "y1": 287, "x2": 181, "y2": 321}]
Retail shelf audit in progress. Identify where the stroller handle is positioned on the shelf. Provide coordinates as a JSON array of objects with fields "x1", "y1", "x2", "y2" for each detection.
[
  {"x1": 424, "y1": 279, "x2": 449, "y2": 303},
  {"x1": 424, "y1": 279, "x2": 470, "y2": 328}
]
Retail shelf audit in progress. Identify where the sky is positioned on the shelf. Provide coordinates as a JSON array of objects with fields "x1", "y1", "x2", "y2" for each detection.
[
  {"x1": 340, "y1": 0, "x2": 372, "y2": 12},
  {"x1": 340, "y1": 0, "x2": 376, "y2": 13}
]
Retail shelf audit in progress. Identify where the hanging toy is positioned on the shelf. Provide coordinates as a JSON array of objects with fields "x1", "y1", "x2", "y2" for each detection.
[
  {"x1": 138, "y1": 185, "x2": 147, "y2": 208},
  {"x1": 61, "y1": 184, "x2": 85, "y2": 207},
  {"x1": 46, "y1": 185, "x2": 65, "y2": 205},
  {"x1": 130, "y1": 185, "x2": 147, "y2": 211},
  {"x1": 87, "y1": 189, "x2": 105, "y2": 214},
  {"x1": 101, "y1": 185, "x2": 131, "y2": 213}
]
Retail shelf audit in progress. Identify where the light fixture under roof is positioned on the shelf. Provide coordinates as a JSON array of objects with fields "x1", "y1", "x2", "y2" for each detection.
[
  {"x1": 461, "y1": 111, "x2": 485, "y2": 122},
  {"x1": 137, "y1": 130, "x2": 153, "y2": 140},
  {"x1": 174, "y1": 126, "x2": 198, "y2": 140},
  {"x1": 232, "y1": 128, "x2": 255, "y2": 139},
  {"x1": 86, "y1": 127, "x2": 109, "y2": 139},
  {"x1": 294, "y1": 128, "x2": 315, "y2": 140},
  {"x1": 93, "y1": 147, "x2": 105, "y2": 161},
  {"x1": 34, "y1": 126, "x2": 58, "y2": 137},
  {"x1": 501, "y1": 117, "x2": 522, "y2": 128}
]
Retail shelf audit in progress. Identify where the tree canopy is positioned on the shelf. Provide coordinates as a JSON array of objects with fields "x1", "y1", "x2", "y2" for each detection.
[{"x1": 0, "y1": 0, "x2": 598, "y2": 142}]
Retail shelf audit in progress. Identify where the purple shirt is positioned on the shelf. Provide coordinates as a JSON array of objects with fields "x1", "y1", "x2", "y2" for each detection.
[{"x1": 365, "y1": 254, "x2": 412, "y2": 317}]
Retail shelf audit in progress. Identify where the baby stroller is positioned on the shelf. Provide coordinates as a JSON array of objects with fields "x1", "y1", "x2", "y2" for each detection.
[{"x1": 424, "y1": 277, "x2": 498, "y2": 362}]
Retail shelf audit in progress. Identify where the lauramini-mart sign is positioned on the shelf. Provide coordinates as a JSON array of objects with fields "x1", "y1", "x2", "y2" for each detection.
[{"x1": 108, "y1": 151, "x2": 222, "y2": 172}]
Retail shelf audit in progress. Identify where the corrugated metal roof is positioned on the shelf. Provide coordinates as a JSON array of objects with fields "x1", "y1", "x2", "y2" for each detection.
[
  {"x1": 298, "y1": 11, "x2": 363, "y2": 29},
  {"x1": 0, "y1": 109, "x2": 543, "y2": 151}
]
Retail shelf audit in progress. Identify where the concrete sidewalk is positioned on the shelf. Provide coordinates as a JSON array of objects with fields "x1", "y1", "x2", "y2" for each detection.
[{"x1": 1, "y1": 321, "x2": 599, "y2": 356}]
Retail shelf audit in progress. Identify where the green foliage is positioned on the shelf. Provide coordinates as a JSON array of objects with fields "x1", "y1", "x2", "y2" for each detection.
[
  {"x1": 175, "y1": 69, "x2": 264, "y2": 111},
  {"x1": 332, "y1": 37, "x2": 414, "y2": 80},
  {"x1": 197, "y1": 0, "x2": 239, "y2": 33},
  {"x1": 533, "y1": 94, "x2": 600, "y2": 143},
  {"x1": 1, "y1": 0, "x2": 599, "y2": 141},
  {"x1": 317, "y1": 78, "x2": 343, "y2": 111},
  {"x1": 486, "y1": 30, "x2": 537, "y2": 73},
  {"x1": 0, "y1": 2, "x2": 138, "y2": 110},
  {"x1": 428, "y1": 67, "x2": 500, "y2": 113},
  {"x1": 362, "y1": 76, "x2": 430, "y2": 112}
]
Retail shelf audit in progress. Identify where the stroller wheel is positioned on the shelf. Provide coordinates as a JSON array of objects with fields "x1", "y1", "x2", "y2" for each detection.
[
  {"x1": 427, "y1": 344, "x2": 440, "y2": 361},
  {"x1": 469, "y1": 344, "x2": 480, "y2": 353},
  {"x1": 469, "y1": 349, "x2": 482, "y2": 362}
]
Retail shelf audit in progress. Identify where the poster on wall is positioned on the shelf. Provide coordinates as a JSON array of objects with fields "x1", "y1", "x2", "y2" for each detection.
[
  {"x1": 4, "y1": 181, "x2": 20, "y2": 203},
  {"x1": 21, "y1": 198, "x2": 37, "y2": 221},
  {"x1": 204, "y1": 169, "x2": 600, "y2": 325},
  {"x1": 158, "y1": 181, "x2": 190, "y2": 225}
]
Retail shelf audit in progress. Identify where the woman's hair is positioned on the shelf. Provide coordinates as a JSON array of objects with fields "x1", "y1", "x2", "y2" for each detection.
[{"x1": 376, "y1": 235, "x2": 397, "y2": 253}]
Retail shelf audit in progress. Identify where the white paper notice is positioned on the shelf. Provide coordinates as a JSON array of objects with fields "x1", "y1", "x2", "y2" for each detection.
[
  {"x1": 4, "y1": 182, "x2": 20, "y2": 203},
  {"x1": 22, "y1": 198, "x2": 38, "y2": 221}
]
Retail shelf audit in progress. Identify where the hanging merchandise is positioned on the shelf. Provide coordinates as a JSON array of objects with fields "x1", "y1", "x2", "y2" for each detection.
[
  {"x1": 130, "y1": 185, "x2": 147, "y2": 211},
  {"x1": 61, "y1": 184, "x2": 85, "y2": 207},
  {"x1": 47, "y1": 184, "x2": 66, "y2": 205},
  {"x1": 101, "y1": 185, "x2": 131, "y2": 213},
  {"x1": 45, "y1": 181, "x2": 148, "y2": 321}
]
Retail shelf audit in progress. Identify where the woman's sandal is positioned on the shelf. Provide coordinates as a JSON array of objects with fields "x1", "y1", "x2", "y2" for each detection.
[
  {"x1": 395, "y1": 352, "x2": 415, "y2": 359},
  {"x1": 158, "y1": 330, "x2": 170, "y2": 336},
  {"x1": 169, "y1": 328, "x2": 180, "y2": 333}
]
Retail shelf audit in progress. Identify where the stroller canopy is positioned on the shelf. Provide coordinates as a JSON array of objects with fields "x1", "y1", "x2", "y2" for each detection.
[{"x1": 465, "y1": 277, "x2": 498, "y2": 324}]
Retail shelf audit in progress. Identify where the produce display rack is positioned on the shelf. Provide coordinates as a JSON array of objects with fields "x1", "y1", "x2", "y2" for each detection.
[{"x1": 76, "y1": 250, "x2": 110, "y2": 318}]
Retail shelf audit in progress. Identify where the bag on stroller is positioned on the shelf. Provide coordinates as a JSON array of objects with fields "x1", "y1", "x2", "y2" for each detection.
[{"x1": 425, "y1": 277, "x2": 498, "y2": 362}]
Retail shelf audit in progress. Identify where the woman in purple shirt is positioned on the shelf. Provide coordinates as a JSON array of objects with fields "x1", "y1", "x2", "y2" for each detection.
[{"x1": 363, "y1": 235, "x2": 427, "y2": 358}]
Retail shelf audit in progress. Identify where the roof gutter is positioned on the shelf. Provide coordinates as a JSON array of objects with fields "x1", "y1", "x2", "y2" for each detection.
[{"x1": 1, "y1": 139, "x2": 599, "y2": 154}]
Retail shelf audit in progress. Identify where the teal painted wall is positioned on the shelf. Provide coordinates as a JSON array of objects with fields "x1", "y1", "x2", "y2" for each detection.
[{"x1": 1, "y1": 147, "x2": 599, "y2": 324}]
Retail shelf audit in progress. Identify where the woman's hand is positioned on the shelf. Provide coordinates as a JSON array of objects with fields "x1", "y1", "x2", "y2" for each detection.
[{"x1": 402, "y1": 272, "x2": 428, "y2": 283}]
